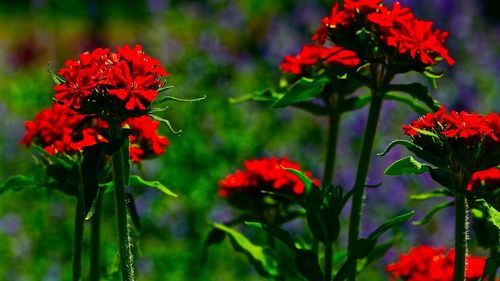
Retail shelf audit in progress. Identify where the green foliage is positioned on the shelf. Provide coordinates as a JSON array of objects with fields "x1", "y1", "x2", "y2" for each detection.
[
  {"x1": 210, "y1": 223, "x2": 280, "y2": 277},
  {"x1": 413, "y1": 201, "x2": 454, "y2": 225},
  {"x1": 129, "y1": 175, "x2": 177, "y2": 198},
  {"x1": 384, "y1": 156, "x2": 430, "y2": 176},
  {"x1": 273, "y1": 77, "x2": 330, "y2": 108}
]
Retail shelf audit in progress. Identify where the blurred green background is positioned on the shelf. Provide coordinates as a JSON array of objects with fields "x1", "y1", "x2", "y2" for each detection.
[{"x1": 0, "y1": 0, "x2": 499, "y2": 280}]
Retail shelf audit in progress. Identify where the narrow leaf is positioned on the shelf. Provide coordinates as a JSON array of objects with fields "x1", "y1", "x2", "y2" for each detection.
[
  {"x1": 149, "y1": 114, "x2": 182, "y2": 135},
  {"x1": 386, "y1": 83, "x2": 440, "y2": 111},
  {"x1": 366, "y1": 211, "x2": 414, "y2": 242},
  {"x1": 245, "y1": 222, "x2": 296, "y2": 250},
  {"x1": 0, "y1": 175, "x2": 39, "y2": 195},
  {"x1": 129, "y1": 175, "x2": 177, "y2": 198},
  {"x1": 384, "y1": 92, "x2": 431, "y2": 115},
  {"x1": 384, "y1": 156, "x2": 430, "y2": 176},
  {"x1": 413, "y1": 201, "x2": 454, "y2": 225},
  {"x1": 211, "y1": 223, "x2": 279, "y2": 277},
  {"x1": 410, "y1": 189, "x2": 452, "y2": 200},
  {"x1": 273, "y1": 77, "x2": 330, "y2": 108}
]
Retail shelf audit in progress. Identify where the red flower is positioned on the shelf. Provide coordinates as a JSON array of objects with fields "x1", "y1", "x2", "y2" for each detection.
[
  {"x1": 54, "y1": 44, "x2": 168, "y2": 114},
  {"x1": 343, "y1": 0, "x2": 382, "y2": 14},
  {"x1": 125, "y1": 116, "x2": 169, "y2": 163},
  {"x1": 402, "y1": 106, "x2": 446, "y2": 136},
  {"x1": 312, "y1": 1, "x2": 454, "y2": 67},
  {"x1": 387, "y1": 19, "x2": 455, "y2": 65},
  {"x1": 386, "y1": 245, "x2": 486, "y2": 281},
  {"x1": 20, "y1": 104, "x2": 106, "y2": 155},
  {"x1": 280, "y1": 44, "x2": 359, "y2": 75},
  {"x1": 218, "y1": 157, "x2": 320, "y2": 199},
  {"x1": 467, "y1": 165, "x2": 500, "y2": 191},
  {"x1": 367, "y1": 2, "x2": 414, "y2": 28},
  {"x1": 403, "y1": 106, "x2": 500, "y2": 143}
]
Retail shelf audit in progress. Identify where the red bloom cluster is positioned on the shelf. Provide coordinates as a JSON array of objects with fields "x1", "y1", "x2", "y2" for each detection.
[
  {"x1": 125, "y1": 116, "x2": 169, "y2": 163},
  {"x1": 312, "y1": 1, "x2": 454, "y2": 66},
  {"x1": 403, "y1": 106, "x2": 500, "y2": 143},
  {"x1": 467, "y1": 165, "x2": 500, "y2": 191},
  {"x1": 386, "y1": 245, "x2": 485, "y2": 281},
  {"x1": 403, "y1": 106, "x2": 500, "y2": 172},
  {"x1": 218, "y1": 157, "x2": 320, "y2": 199},
  {"x1": 280, "y1": 44, "x2": 360, "y2": 75},
  {"x1": 20, "y1": 104, "x2": 106, "y2": 155},
  {"x1": 54, "y1": 45, "x2": 168, "y2": 113}
]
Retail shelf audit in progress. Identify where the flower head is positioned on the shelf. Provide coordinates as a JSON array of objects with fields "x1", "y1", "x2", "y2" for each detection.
[
  {"x1": 467, "y1": 165, "x2": 500, "y2": 191},
  {"x1": 125, "y1": 116, "x2": 169, "y2": 163},
  {"x1": 219, "y1": 157, "x2": 320, "y2": 209},
  {"x1": 280, "y1": 44, "x2": 360, "y2": 75},
  {"x1": 54, "y1": 44, "x2": 168, "y2": 117},
  {"x1": 20, "y1": 104, "x2": 106, "y2": 155},
  {"x1": 386, "y1": 245, "x2": 485, "y2": 281},
  {"x1": 312, "y1": 1, "x2": 454, "y2": 67},
  {"x1": 403, "y1": 106, "x2": 500, "y2": 172}
]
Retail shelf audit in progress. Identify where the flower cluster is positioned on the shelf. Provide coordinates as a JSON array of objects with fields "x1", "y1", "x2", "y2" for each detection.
[
  {"x1": 21, "y1": 104, "x2": 169, "y2": 163},
  {"x1": 312, "y1": 1, "x2": 454, "y2": 68},
  {"x1": 386, "y1": 245, "x2": 485, "y2": 281},
  {"x1": 403, "y1": 106, "x2": 500, "y2": 171},
  {"x1": 20, "y1": 104, "x2": 105, "y2": 155},
  {"x1": 219, "y1": 157, "x2": 320, "y2": 200},
  {"x1": 467, "y1": 165, "x2": 500, "y2": 191},
  {"x1": 125, "y1": 116, "x2": 169, "y2": 163},
  {"x1": 54, "y1": 45, "x2": 168, "y2": 115},
  {"x1": 280, "y1": 44, "x2": 360, "y2": 75}
]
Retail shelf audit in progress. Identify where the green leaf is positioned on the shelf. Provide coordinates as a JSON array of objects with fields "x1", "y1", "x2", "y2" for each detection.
[
  {"x1": 362, "y1": 236, "x2": 399, "y2": 268},
  {"x1": 356, "y1": 211, "x2": 414, "y2": 259},
  {"x1": 244, "y1": 222, "x2": 296, "y2": 250},
  {"x1": 295, "y1": 249, "x2": 323, "y2": 281},
  {"x1": 384, "y1": 156, "x2": 430, "y2": 176},
  {"x1": 81, "y1": 143, "x2": 107, "y2": 217},
  {"x1": 413, "y1": 201, "x2": 454, "y2": 225},
  {"x1": 200, "y1": 228, "x2": 226, "y2": 264},
  {"x1": 157, "y1": 85, "x2": 174, "y2": 93},
  {"x1": 129, "y1": 175, "x2": 177, "y2": 198},
  {"x1": 229, "y1": 88, "x2": 283, "y2": 104},
  {"x1": 410, "y1": 189, "x2": 452, "y2": 200},
  {"x1": 340, "y1": 93, "x2": 371, "y2": 112},
  {"x1": 378, "y1": 140, "x2": 446, "y2": 168},
  {"x1": 366, "y1": 211, "x2": 414, "y2": 243},
  {"x1": 47, "y1": 66, "x2": 66, "y2": 84},
  {"x1": 384, "y1": 92, "x2": 432, "y2": 115},
  {"x1": 211, "y1": 223, "x2": 279, "y2": 277},
  {"x1": 149, "y1": 114, "x2": 182, "y2": 135},
  {"x1": 476, "y1": 199, "x2": 500, "y2": 236},
  {"x1": 429, "y1": 168, "x2": 454, "y2": 190},
  {"x1": 0, "y1": 175, "x2": 39, "y2": 195},
  {"x1": 154, "y1": 94, "x2": 206, "y2": 105},
  {"x1": 273, "y1": 77, "x2": 330, "y2": 108},
  {"x1": 282, "y1": 167, "x2": 315, "y2": 195},
  {"x1": 386, "y1": 83, "x2": 440, "y2": 111}
]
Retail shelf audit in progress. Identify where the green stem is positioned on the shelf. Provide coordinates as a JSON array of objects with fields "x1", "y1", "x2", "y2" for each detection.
[
  {"x1": 454, "y1": 194, "x2": 467, "y2": 281},
  {"x1": 323, "y1": 105, "x2": 341, "y2": 186},
  {"x1": 72, "y1": 187, "x2": 84, "y2": 281},
  {"x1": 324, "y1": 243, "x2": 333, "y2": 281},
  {"x1": 112, "y1": 125, "x2": 136, "y2": 281},
  {"x1": 347, "y1": 92, "x2": 384, "y2": 281},
  {"x1": 486, "y1": 246, "x2": 498, "y2": 281},
  {"x1": 90, "y1": 196, "x2": 102, "y2": 281}
]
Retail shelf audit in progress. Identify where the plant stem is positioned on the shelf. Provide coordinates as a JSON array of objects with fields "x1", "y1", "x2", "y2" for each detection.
[
  {"x1": 72, "y1": 185, "x2": 84, "y2": 281},
  {"x1": 90, "y1": 196, "x2": 102, "y2": 281},
  {"x1": 454, "y1": 194, "x2": 467, "y2": 281},
  {"x1": 112, "y1": 126, "x2": 136, "y2": 281},
  {"x1": 347, "y1": 92, "x2": 384, "y2": 281},
  {"x1": 324, "y1": 243, "x2": 333, "y2": 281},
  {"x1": 323, "y1": 100, "x2": 341, "y2": 186}
]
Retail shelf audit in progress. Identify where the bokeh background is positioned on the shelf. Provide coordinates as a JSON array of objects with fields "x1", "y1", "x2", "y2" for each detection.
[{"x1": 0, "y1": 0, "x2": 499, "y2": 280}]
